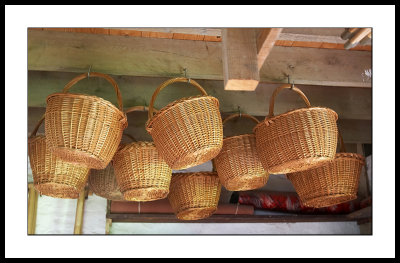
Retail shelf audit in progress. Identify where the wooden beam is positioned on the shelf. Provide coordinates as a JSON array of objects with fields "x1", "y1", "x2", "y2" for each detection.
[
  {"x1": 105, "y1": 218, "x2": 112, "y2": 235},
  {"x1": 28, "y1": 184, "x2": 38, "y2": 234},
  {"x1": 256, "y1": 28, "x2": 283, "y2": 69},
  {"x1": 28, "y1": 29, "x2": 371, "y2": 88},
  {"x1": 221, "y1": 28, "x2": 259, "y2": 91},
  {"x1": 73, "y1": 188, "x2": 87, "y2": 234},
  {"x1": 27, "y1": 71, "x2": 372, "y2": 121}
]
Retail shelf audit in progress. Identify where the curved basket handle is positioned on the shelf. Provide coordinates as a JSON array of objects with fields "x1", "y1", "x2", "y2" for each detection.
[
  {"x1": 148, "y1": 77, "x2": 208, "y2": 120},
  {"x1": 268, "y1": 84, "x2": 311, "y2": 118},
  {"x1": 62, "y1": 72, "x2": 124, "y2": 111},
  {"x1": 338, "y1": 129, "x2": 346, "y2": 153},
  {"x1": 29, "y1": 114, "x2": 45, "y2": 138},
  {"x1": 223, "y1": 113, "x2": 260, "y2": 125}
]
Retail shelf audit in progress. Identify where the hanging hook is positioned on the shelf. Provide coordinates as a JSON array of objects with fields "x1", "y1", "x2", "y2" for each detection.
[
  {"x1": 287, "y1": 75, "x2": 294, "y2": 90},
  {"x1": 183, "y1": 68, "x2": 191, "y2": 83},
  {"x1": 238, "y1": 106, "x2": 242, "y2": 118},
  {"x1": 87, "y1": 65, "x2": 92, "y2": 78}
]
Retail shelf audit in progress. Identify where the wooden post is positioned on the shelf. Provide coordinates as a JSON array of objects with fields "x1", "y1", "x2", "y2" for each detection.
[
  {"x1": 105, "y1": 218, "x2": 112, "y2": 235},
  {"x1": 28, "y1": 184, "x2": 39, "y2": 234},
  {"x1": 221, "y1": 28, "x2": 260, "y2": 91},
  {"x1": 73, "y1": 188, "x2": 87, "y2": 234}
]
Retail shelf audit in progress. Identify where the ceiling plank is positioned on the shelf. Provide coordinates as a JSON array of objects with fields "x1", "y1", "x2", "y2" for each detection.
[
  {"x1": 256, "y1": 28, "x2": 283, "y2": 70},
  {"x1": 221, "y1": 28, "x2": 259, "y2": 91},
  {"x1": 28, "y1": 30, "x2": 371, "y2": 88}
]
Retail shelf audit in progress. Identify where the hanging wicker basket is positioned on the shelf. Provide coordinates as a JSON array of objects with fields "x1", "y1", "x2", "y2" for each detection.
[
  {"x1": 214, "y1": 113, "x2": 269, "y2": 191},
  {"x1": 113, "y1": 106, "x2": 172, "y2": 202},
  {"x1": 168, "y1": 172, "x2": 221, "y2": 220},
  {"x1": 28, "y1": 115, "x2": 90, "y2": 199},
  {"x1": 145, "y1": 77, "x2": 223, "y2": 170},
  {"x1": 45, "y1": 72, "x2": 128, "y2": 170},
  {"x1": 287, "y1": 131, "x2": 365, "y2": 208},
  {"x1": 254, "y1": 84, "x2": 338, "y2": 174}
]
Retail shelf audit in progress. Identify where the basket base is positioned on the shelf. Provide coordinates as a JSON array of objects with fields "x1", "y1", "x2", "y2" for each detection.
[
  {"x1": 170, "y1": 145, "x2": 222, "y2": 170},
  {"x1": 267, "y1": 156, "x2": 333, "y2": 174},
  {"x1": 222, "y1": 173, "x2": 269, "y2": 191},
  {"x1": 123, "y1": 187, "x2": 169, "y2": 202},
  {"x1": 51, "y1": 147, "x2": 108, "y2": 169},
  {"x1": 302, "y1": 194, "x2": 357, "y2": 208},
  {"x1": 34, "y1": 183, "x2": 81, "y2": 199},
  {"x1": 176, "y1": 207, "x2": 217, "y2": 221}
]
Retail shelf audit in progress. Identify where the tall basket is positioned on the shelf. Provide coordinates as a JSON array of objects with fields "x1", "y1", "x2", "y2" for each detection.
[
  {"x1": 168, "y1": 172, "x2": 221, "y2": 220},
  {"x1": 254, "y1": 84, "x2": 338, "y2": 174},
  {"x1": 287, "y1": 131, "x2": 365, "y2": 208},
  {"x1": 88, "y1": 134, "x2": 136, "y2": 201},
  {"x1": 28, "y1": 115, "x2": 90, "y2": 199},
  {"x1": 45, "y1": 72, "x2": 128, "y2": 169},
  {"x1": 146, "y1": 77, "x2": 223, "y2": 170},
  {"x1": 214, "y1": 113, "x2": 269, "y2": 191},
  {"x1": 113, "y1": 106, "x2": 172, "y2": 202}
]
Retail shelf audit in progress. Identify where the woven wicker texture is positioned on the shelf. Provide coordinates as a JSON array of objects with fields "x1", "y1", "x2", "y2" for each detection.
[
  {"x1": 28, "y1": 116, "x2": 90, "y2": 199},
  {"x1": 254, "y1": 84, "x2": 338, "y2": 174},
  {"x1": 287, "y1": 132, "x2": 365, "y2": 208},
  {"x1": 113, "y1": 107, "x2": 172, "y2": 202},
  {"x1": 146, "y1": 77, "x2": 223, "y2": 170},
  {"x1": 214, "y1": 113, "x2": 269, "y2": 191},
  {"x1": 168, "y1": 172, "x2": 221, "y2": 220},
  {"x1": 45, "y1": 72, "x2": 128, "y2": 169},
  {"x1": 88, "y1": 163, "x2": 124, "y2": 201}
]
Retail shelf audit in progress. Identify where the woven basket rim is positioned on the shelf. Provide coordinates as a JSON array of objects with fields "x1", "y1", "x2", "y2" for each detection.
[
  {"x1": 145, "y1": 95, "x2": 219, "y2": 131},
  {"x1": 223, "y1": 133, "x2": 255, "y2": 142},
  {"x1": 115, "y1": 141, "x2": 156, "y2": 154},
  {"x1": 302, "y1": 194, "x2": 357, "y2": 208},
  {"x1": 171, "y1": 171, "x2": 218, "y2": 177},
  {"x1": 335, "y1": 152, "x2": 366, "y2": 164},
  {"x1": 46, "y1": 92, "x2": 127, "y2": 123},
  {"x1": 253, "y1": 106, "x2": 338, "y2": 133}
]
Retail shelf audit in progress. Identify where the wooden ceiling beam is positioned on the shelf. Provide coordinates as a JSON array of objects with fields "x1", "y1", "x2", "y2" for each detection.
[{"x1": 256, "y1": 28, "x2": 283, "y2": 70}]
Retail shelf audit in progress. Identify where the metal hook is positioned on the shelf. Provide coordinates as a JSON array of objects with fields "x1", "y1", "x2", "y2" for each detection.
[
  {"x1": 87, "y1": 65, "x2": 92, "y2": 78},
  {"x1": 287, "y1": 75, "x2": 294, "y2": 89},
  {"x1": 183, "y1": 68, "x2": 191, "y2": 83},
  {"x1": 238, "y1": 106, "x2": 242, "y2": 118}
]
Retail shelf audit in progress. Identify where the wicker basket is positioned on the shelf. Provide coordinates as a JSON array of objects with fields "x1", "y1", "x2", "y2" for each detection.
[
  {"x1": 214, "y1": 113, "x2": 269, "y2": 191},
  {"x1": 145, "y1": 77, "x2": 223, "y2": 170},
  {"x1": 254, "y1": 84, "x2": 338, "y2": 174},
  {"x1": 45, "y1": 72, "x2": 128, "y2": 170},
  {"x1": 28, "y1": 115, "x2": 90, "y2": 199},
  {"x1": 287, "y1": 132, "x2": 365, "y2": 208},
  {"x1": 113, "y1": 106, "x2": 172, "y2": 202},
  {"x1": 168, "y1": 172, "x2": 221, "y2": 220}
]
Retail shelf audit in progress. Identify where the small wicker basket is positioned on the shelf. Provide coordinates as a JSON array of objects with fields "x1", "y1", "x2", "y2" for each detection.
[
  {"x1": 214, "y1": 113, "x2": 269, "y2": 191},
  {"x1": 254, "y1": 84, "x2": 338, "y2": 174},
  {"x1": 45, "y1": 72, "x2": 128, "y2": 169},
  {"x1": 168, "y1": 172, "x2": 221, "y2": 220},
  {"x1": 113, "y1": 106, "x2": 172, "y2": 202},
  {"x1": 146, "y1": 77, "x2": 223, "y2": 170},
  {"x1": 287, "y1": 131, "x2": 365, "y2": 208},
  {"x1": 28, "y1": 115, "x2": 90, "y2": 199}
]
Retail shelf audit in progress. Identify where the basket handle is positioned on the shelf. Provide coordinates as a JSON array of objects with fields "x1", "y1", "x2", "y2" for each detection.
[
  {"x1": 338, "y1": 129, "x2": 346, "y2": 153},
  {"x1": 268, "y1": 84, "x2": 311, "y2": 118},
  {"x1": 148, "y1": 77, "x2": 208, "y2": 120},
  {"x1": 223, "y1": 113, "x2": 260, "y2": 125},
  {"x1": 29, "y1": 114, "x2": 45, "y2": 138},
  {"x1": 62, "y1": 72, "x2": 124, "y2": 111}
]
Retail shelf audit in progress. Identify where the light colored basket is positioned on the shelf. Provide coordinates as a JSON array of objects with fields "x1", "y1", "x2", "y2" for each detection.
[
  {"x1": 145, "y1": 77, "x2": 223, "y2": 170},
  {"x1": 45, "y1": 72, "x2": 128, "y2": 169},
  {"x1": 254, "y1": 84, "x2": 338, "y2": 174},
  {"x1": 168, "y1": 172, "x2": 221, "y2": 220},
  {"x1": 214, "y1": 113, "x2": 269, "y2": 191},
  {"x1": 113, "y1": 106, "x2": 172, "y2": 202},
  {"x1": 28, "y1": 115, "x2": 90, "y2": 199},
  {"x1": 287, "y1": 132, "x2": 365, "y2": 208}
]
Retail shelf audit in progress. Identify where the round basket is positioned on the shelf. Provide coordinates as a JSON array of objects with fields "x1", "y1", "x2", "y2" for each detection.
[
  {"x1": 214, "y1": 113, "x2": 269, "y2": 191},
  {"x1": 113, "y1": 106, "x2": 172, "y2": 202},
  {"x1": 28, "y1": 115, "x2": 90, "y2": 199},
  {"x1": 45, "y1": 72, "x2": 128, "y2": 169},
  {"x1": 168, "y1": 172, "x2": 221, "y2": 220},
  {"x1": 287, "y1": 132, "x2": 365, "y2": 208},
  {"x1": 254, "y1": 84, "x2": 338, "y2": 174},
  {"x1": 145, "y1": 77, "x2": 223, "y2": 170}
]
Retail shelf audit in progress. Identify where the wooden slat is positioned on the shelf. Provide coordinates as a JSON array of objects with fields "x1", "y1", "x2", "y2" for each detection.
[
  {"x1": 73, "y1": 188, "x2": 87, "y2": 234},
  {"x1": 27, "y1": 185, "x2": 38, "y2": 235},
  {"x1": 256, "y1": 28, "x2": 283, "y2": 69},
  {"x1": 27, "y1": 71, "x2": 372, "y2": 121},
  {"x1": 221, "y1": 28, "x2": 259, "y2": 91},
  {"x1": 28, "y1": 30, "x2": 371, "y2": 87}
]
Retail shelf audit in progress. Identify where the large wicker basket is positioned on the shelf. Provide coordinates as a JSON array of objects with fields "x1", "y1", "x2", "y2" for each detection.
[
  {"x1": 145, "y1": 77, "x2": 223, "y2": 170},
  {"x1": 45, "y1": 72, "x2": 128, "y2": 170},
  {"x1": 113, "y1": 106, "x2": 172, "y2": 202},
  {"x1": 254, "y1": 84, "x2": 338, "y2": 174},
  {"x1": 287, "y1": 132, "x2": 365, "y2": 208},
  {"x1": 168, "y1": 172, "x2": 221, "y2": 220},
  {"x1": 28, "y1": 116, "x2": 90, "y2": 199},
  {"x1": 214, "y1": 113, "x2": 269, "y2": 191}
]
